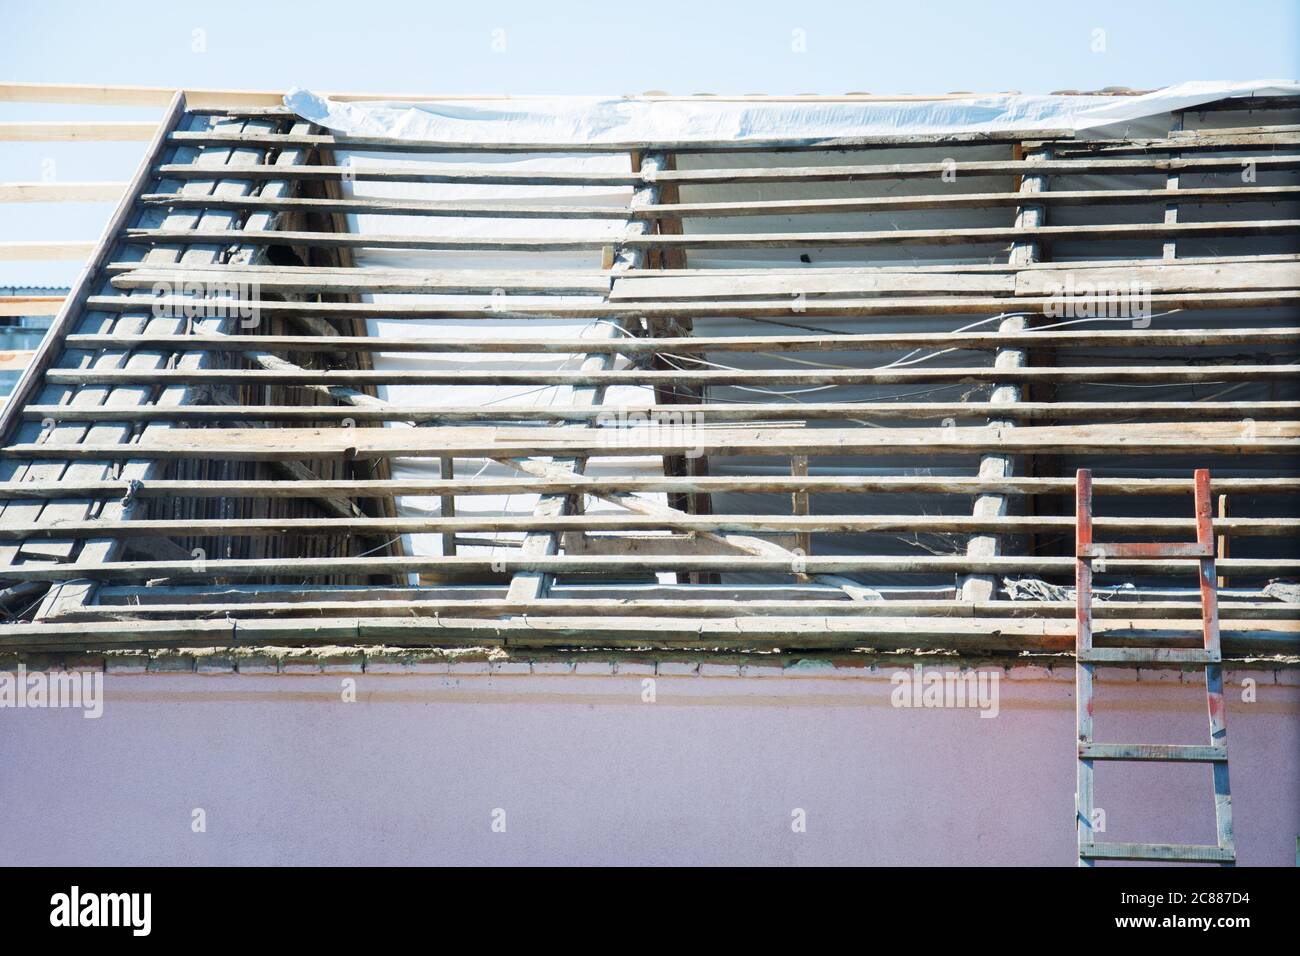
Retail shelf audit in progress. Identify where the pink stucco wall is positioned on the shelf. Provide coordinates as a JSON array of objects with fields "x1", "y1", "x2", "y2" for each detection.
[{"x1": 1, "y1": 663, "x2": 1295, "y2": 865}]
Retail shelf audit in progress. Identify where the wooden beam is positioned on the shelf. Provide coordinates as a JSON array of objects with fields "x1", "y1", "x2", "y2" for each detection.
[
  {"x1": 0, "y1": 82, "x2": 1042, "y2": 109},
  {"x1": 0, "y1": 82, "x2": 279, "y2": 108},
  {"x1": 110, "y1": 265, "x2": 612, "y2": 296},
  {"x1": 0, "y1": 182, "x2": 125, "y2": 202},
  {"x1": 120, "y1": 218, "x2": 1300, "y2": 251},
  {"x1": 150, "y1": 153, "x2": 1300, "y2": 187},
  {"x1": 132, "y1": 183, "x2": 1300, "y2": 220},
  {"x1": 47, "y1": 597, "x2": 1300, "y2": 623},
  {"x1": 0, "y1": 121, "x2": 156, "y2": 142},
  {"x1": 166, "y1": 128, "x2": 1076, "y2": 153},
  {"x1": 1, "y1": 612, "x2": 1293, "y2": 656},
  {"x1": 2, "y1": 512, "x2": 1290, "y2": 540},
  {"x1": 59, "y1": 327, "x2": 1300, "y2": 355},
  {"x1": 0, "y1": 296, "x2": 62, "y2": 317},
  {"x1": 24, "y1": 401, "x2": 1300, "y2": 424},
  {"x1": 0, "y1": 475, "x2": 1291, "y2": 500},
  {"x1": 0, "y1": 351, "x2": 33, "y2": 370},
  {"x1": 0, "y1": 612, "x2": 1292, "y2": 656},
  {"x1": 98, "y1": 249, "x2": 1300, "y2": 275},
  {"x1": 0, "y1": 552, "x2": 1292, "y2": 585},
  {"x1": 40, "y1": 363, "x2": 1299, "y2": 388},
  {"x1": 82, "y1": 288, "x2": 1300, "y2": 319},
  {"x1": 0, "y1": 241, "x2": 95, "y2": 261},
  {"x1": 7, "y1": 420, "x2": 1296, "y2": 461}
]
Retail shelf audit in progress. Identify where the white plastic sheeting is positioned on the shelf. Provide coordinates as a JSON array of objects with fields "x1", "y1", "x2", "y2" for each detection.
[
  {"x1": 331, "y1": 149, "x2": 660, "y2": 570},
  {"x1": 286, "y1": 81, "x2": 1300, "y2": 144}
]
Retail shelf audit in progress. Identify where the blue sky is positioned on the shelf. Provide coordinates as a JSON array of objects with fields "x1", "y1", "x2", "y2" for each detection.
[{"x1": 3, "y1": 0, "x2": 1298, "y2": 285}]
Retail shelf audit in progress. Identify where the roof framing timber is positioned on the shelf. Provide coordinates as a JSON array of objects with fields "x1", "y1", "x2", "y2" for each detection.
[{"x1": 0, "y1": 90, "x2": 1296, "y2": 660}]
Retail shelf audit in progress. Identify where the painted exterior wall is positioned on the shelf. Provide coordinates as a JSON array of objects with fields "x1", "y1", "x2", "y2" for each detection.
[{"x1": 1, "y1": 663, "x2": 1295, "y2": 866}]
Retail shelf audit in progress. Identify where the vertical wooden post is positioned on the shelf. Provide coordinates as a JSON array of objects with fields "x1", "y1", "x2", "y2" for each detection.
[
  {"x1": 439, "y1": 456, "x2": 456, "y2": 557},
  {"x1": 790, "y1": 455, "x2": 809, "y2": 581},
  {"x1": 1163, "y1": 113, "x2": 1183, "y2": 261}
]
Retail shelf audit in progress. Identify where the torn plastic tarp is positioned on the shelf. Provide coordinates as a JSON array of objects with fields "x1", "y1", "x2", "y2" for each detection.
[{"x1": 285, "y1": 80, "x2": 1300, "y2": 144}]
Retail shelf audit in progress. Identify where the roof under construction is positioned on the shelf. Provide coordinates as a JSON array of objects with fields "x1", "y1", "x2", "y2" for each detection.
[{"x1": 0, "y1": 85, "x2": 1296, "y2": 665}]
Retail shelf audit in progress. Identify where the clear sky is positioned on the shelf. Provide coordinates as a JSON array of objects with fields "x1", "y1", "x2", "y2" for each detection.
[{"x1": 3, "y1": 0, "x2": 1299, "y2": 285}]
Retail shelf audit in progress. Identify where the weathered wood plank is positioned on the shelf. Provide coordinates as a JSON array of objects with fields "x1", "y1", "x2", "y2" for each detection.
[
  {"x1": 150, "y1": 153, "x2": 1300, "y2": 187},
  {"x1": 24, "y1": 400, "x2": 1300, "y2": 424},
  {"x1": 45, "y1": 598, "x2": 1300, "y2": 623},
  {"x1": 166, "y1": 128, "x2": 1077, "y2": 153},
  {"x1": 110, "y1": 265, "x2": 611, "y2": 296},
  {"x1": 7, "y1": 420, "x2": 1296, "y2": 460},
  {"x1": 59, "y1": 327, "x2": 1300, "y2": 355},
  {"x1": 0, "y1": 475, "x2": 1290, "y2": 500},
  {"x1": 0, "y1": 121, "x2": 156, "y2": 142},
  {"x1": 40, "y1": 363, "x2": 1299, "y2": 388},
  {"x1": 0, "y1": 182, "x2": 125, "y2": 202},
  {"x1": 121, "y1": 218, "x2": 1300, "y2": 251},
  {"x1": 132, "y1": 183, "x2": 1300, "y2": 221},
  {"x1": 0, "y1": 552, "x2": 1292, "y2": 584},
  {"x1": 0, "y1": 241, "x2": 96, "y2": 261},
  {"x1": 2, "y1": 512, "x2": 1290, "y2": 540},
  {"x1": 82, "y1": 288, "x2": 1300, "y2": 319}
]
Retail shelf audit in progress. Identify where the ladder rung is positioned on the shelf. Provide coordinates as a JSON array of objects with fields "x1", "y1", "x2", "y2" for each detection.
[
  {"x1": 1079, "y1": 743, "x2": 1228, "y2": 762},
  {"x1": 1080, "y1": 841, "x2": 1235, "y2": 863},
  {"x1": 1078, "y1": 647, "x2": 1220, "y2": 664},
  {"x1": 1079, "y1": 542, "x2": 1213, "y2": 559}
]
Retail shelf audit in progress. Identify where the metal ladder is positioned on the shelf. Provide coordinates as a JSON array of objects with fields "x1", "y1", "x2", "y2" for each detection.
[{"x1": 1074, "y1": 468, "x2": 1235, "y2": 866}]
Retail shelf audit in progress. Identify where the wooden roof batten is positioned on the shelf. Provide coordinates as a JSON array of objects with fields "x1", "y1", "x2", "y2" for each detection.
[{"x1": 0, "y1": 88, "x2": 1296, "y2": 662}]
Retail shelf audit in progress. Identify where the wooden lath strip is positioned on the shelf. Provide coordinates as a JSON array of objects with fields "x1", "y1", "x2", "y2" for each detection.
[
  {"x1": 58, "y1": 327, "x2": 1300, "y2": 354},
  {"x1": 0, "y1": 296, "x2": 64, "y2": 317},
  {"x1": 165, "y1": 128, "x2": 1079, "y2": 153},
  {"x1": 94, "y1": 250, "x2": 1300, "y2": 275},
  {"x1": 1, "y1": 512, "x2": 1291, "y2": 540},
  {"x1": 80, "y1": 288, "x2": 1300, "y2": 318},
  {"x1": 6, "y1": 420, "x2": 1296, "y2": 460},
  {"x1": 0, "y1": 182, "x2": 125, "y2": 202},
  {"x1": 160, "y1": 125, "x2": 1300, "y2": 155},
  {"x1": 149, "y1": 152, "x2": 1300, "y2": 187},
  {"x1": 0, "y1": 241, "x2": 95, "y2": 261},
  {"x1": 119, "y1": 218, "x2": 1300, "y2": 250},
  {"x1": 44, "y1": 597, "x2": 1300, "y2": 623},
  {"x1": 23, "y1": 401, "x2": 1300, "y2": 424},
  {"x1": 109, "y1": 265, "x2": 614, "y2": 296},
  {"x1": 0, "y1": 122, "x2": 156, "y2": 142},
  {"x1": 100, "y1": 258, "x2": 1300, "y2": 297},
  {"x1": 38, "y1": 364, "x2": 1298, "y2": 387},
  {"x1": 0, "y1": 475, "x2": 1289, "y2": 501},
  {"x1": 0, "y1": 552, "x2": 1293, "y2": 585},
  {"x1": 131, "y1": 183, "x2": 1300, "y2": 219},
  {"x1": 0, "y1": 82, "x2": 1056, "y2": 108}
]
